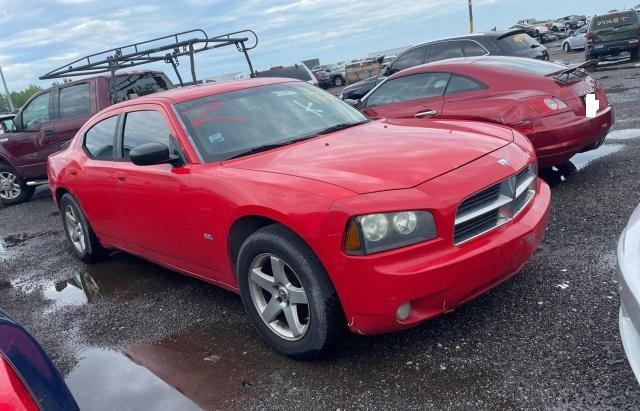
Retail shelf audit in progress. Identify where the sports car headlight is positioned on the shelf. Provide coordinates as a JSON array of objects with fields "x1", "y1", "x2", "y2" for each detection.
[{"x1": 344, "y1": 211, "x2": 437, "y2": 254}]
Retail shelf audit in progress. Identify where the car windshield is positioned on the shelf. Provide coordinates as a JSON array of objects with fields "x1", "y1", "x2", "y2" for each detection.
[
  {"x1": 175, "y1": 82, "x2": 368, "y2": 162},
  {"x1": 498, "y1": 33, "x2": 541, "y2": 51},
  {"x1": 592, "y1": 12, "x2": 638, "y2": 29}
]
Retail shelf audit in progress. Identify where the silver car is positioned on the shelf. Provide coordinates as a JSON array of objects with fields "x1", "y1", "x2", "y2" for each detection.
[
  {"x1": 618, "y1": 203, "x2": 640, "y2": 383},
  {"x1": 563, "y1": 27, "x2": 587, "y2": 52}
]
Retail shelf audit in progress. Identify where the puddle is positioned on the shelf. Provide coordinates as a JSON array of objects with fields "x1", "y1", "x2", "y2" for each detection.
[
  {"x1": 606, "y1": 128, "x2": 640, "y2": 141},
  {"x1": 65, "y1": 348, "x2": 200, "y2": 411},
  {"x1": 43, "y1": 272, "x2": 100, "y2": 310},
  {"x1": 569, "y1": 144, "x2": 624, "y2": 170},
  {"x1": 65, "y1": 327, "x2": 272, "y2": 410}
]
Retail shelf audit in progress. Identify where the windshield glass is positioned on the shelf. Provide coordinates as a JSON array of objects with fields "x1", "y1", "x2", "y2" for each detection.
[
  {"x1": 498, "y1": 33, "x2": 541, "y2": 51},
  {"x1": 175, "y1": 82, "x2": 368, "y2": 162},
  {"x1": 592, "y1": 12, "x2": 638, "y2": 29}
]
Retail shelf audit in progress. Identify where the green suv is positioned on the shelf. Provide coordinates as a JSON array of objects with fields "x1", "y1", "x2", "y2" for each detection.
[{"x1": 586, "y1": 10, "x2": 640, "y2": 62}]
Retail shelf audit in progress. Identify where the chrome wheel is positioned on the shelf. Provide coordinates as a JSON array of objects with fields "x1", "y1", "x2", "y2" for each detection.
[
  {"x1": 248, "y1": 253, "x2": 309, "y2": 341},
  {"x1": 0, "y1": 171, "x2": 21, "y2": 200},
  {"x1": 64, "y1": 205, "x2": 85, "y2": 253},
  {"x1": 334, "y1": 76, "x2": 344, "y2": 87}
]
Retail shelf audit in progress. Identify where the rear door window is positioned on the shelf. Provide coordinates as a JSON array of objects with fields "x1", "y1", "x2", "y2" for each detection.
[
  {"x1": 121, "y1": 111, "x2": 171, "y2": 161},
  {"x1": 428, "y1": 41, "x2": 465, "y2": 62},
  {"x1": 109, "y1": 74, "x2": 172, "y2": 102},
  {"x1": 445, "y1": 75, "x2": 487, "y2": 95},
  {"x1": 59, "y1": 83, "x2": 90, "y2": 119},
  {"x1": 84, "y1": 116, "x2": 117, "y2": 160},
  {"x1": 366, "y1": 73, "x2": 450, "y2": 107}
]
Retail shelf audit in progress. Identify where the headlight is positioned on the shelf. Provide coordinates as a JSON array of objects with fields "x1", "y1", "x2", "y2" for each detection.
[{"x1": 344, "y1": 211, "x2": 437, "y2": 254}]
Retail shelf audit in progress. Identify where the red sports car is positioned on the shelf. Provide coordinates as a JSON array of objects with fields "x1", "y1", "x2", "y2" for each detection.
[
  {"x1": 351, "y1": 56, "x2": 613, "y2": 168},
  {"x1": 48, "y1": 78, "x2": 550, "y2": 358}
]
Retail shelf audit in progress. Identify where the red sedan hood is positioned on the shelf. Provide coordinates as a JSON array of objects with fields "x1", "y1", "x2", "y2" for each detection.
[{"x1": 225, "y1": 120, "x2": 513, "y2": 194}]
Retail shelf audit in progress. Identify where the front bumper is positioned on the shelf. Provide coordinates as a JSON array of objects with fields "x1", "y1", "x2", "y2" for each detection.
[
  {"x1": 534, "y1": 105, "x2": 614, "y2": 168},
  {"x1": 325, "y1": 175, "x2": 550, "y2": 335}
]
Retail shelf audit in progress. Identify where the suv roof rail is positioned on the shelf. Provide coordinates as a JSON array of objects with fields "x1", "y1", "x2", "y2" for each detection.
[{"x1": 39, "y1": 28, "x2": 258, "y2": 103}]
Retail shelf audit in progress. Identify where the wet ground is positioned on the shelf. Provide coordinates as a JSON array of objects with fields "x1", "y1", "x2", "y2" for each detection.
[{"x1": 2, "y1": 40, "x2": 640, "y2": 409}]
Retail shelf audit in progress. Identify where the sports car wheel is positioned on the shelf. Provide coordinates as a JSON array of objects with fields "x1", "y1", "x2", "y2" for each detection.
[
  {"x1": 59, "y1": 193, "x2": 108, "y2": 263},
  {"x1": 237, "y1": 225, "x2": 343, "y2": 359},
  {"x1": 0, "y1": 166, "x2": 34, "y2": 206}
]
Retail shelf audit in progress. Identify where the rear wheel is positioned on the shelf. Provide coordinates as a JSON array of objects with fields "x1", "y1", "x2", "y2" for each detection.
[
  {"x1": 333, "y1": 76, "x2": 344, "y2": 87},
  {"x1": 59, "y1": 193, "x2": 108, "y2": 263},
  {"x1": 237, "y1": 225, "x2": 343, "y2": 359},
  {"x1": 0, "y1": 165, "x2": 34, "y2": 206}
]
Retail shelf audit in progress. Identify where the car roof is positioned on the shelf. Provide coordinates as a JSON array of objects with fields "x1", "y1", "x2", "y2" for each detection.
[{"x1": 106, "y1": 77, "x2": 298, "y2": 108}]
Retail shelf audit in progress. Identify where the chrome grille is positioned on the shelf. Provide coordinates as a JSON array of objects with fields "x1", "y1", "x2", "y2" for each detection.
[{"x1": 454, "y1": 164, "x2": 537, "y2": 244}]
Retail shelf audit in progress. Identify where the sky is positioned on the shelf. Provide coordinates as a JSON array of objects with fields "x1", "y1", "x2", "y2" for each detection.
[{"x1": 0, "y1": 0, "x2": 637, "y2": 91}]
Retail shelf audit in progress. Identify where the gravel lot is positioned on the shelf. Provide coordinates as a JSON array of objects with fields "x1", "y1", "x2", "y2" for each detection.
[{"x1": 2, "y1": 40, "x2": 640, "y2": 410}]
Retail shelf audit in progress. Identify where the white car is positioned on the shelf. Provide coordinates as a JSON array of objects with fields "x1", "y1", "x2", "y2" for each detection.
[{"x1": 562, "y1": 27, "x2": 587, "y2": 52}]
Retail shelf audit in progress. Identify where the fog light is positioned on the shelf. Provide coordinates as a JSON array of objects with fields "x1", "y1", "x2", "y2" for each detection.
[{"x1": 396, "y1": 302, "x2": 411, "y2": 321}]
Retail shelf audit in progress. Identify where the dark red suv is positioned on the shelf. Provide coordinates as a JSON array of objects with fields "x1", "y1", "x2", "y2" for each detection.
[{"x1": 0, "y1": 72, "x2": 172, "y2": 205}]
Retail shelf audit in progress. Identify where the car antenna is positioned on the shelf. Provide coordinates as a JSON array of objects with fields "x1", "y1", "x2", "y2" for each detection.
[{"x1": 38, "y1": 28, "x2": 259, "y2": 104}]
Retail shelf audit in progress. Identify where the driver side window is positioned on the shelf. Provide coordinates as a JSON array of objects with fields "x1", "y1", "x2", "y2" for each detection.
[
  {"x1": 387, "y1": 46, "x2": 427, "y2": 75},
  {"x1": 22, "y1": 92, "x2": 51, "y2": 130},
  {"x1": 121, "y1": 110, "x2": 177, "y2": 161},
  {"x1": 366, "y1": 73, "x2": 451, "y2": 107}
]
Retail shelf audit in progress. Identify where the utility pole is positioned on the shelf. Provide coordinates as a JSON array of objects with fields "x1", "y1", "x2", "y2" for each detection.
[
  {"x1": 468, "y1": 0, "x2": 474, "y2": 33},
  {"x1": 0, "y1": 65, "x2": 15, "y2": 112}
]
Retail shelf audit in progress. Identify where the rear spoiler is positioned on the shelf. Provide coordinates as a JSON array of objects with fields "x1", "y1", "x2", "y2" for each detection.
[{"x1": 545, "y1": 60, "x2": 598, "y2": 81}]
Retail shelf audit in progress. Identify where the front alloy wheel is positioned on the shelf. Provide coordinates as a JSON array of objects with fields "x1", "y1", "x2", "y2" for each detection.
[{"x1": 249, "y1": 253, "x2": 309, "y2": 340}]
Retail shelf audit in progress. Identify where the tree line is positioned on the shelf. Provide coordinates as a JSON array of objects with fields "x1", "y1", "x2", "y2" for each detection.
[{"x1": 0, "y1": 85, "x2": 42, "y2": 113}]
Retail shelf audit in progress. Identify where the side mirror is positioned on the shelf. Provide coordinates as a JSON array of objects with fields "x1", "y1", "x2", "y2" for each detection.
[
  {"x1": 344, "y1": 99, "x2": 362, "y2": 109},
  {"x1": 13, "y1": 112, "x2": 23, "y2": 132},
  {"x1": 129, "y1": 142, "x2": 180, "y2": 166}
]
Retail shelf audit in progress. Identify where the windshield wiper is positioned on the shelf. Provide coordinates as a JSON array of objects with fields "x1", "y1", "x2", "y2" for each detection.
[
  {"x1": 313, "y1": 120, "x2": 370, "y2": 136},
  {"x1": 225, "y1": 120, "x2": 370, "y2": 160}
]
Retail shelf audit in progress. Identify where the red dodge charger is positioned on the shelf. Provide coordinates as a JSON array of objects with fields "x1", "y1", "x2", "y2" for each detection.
[
  {"x1": 48, "y1": 78, "x2": 550, "y2": 358},
  {"x1": 352, "y1": 56, "x2": 614, "y2": 168}
]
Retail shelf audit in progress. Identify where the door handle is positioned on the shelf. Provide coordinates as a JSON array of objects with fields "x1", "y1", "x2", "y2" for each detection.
[
  {"x1": 414, "y1": 110, "x2": 438, "y2": 118},
  {"x1": 42, "y1": 129, "x2": 55, "y2": 139}
]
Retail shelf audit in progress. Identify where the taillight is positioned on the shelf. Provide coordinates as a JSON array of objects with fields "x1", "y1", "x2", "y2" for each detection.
[
  {"x1": 586, "y1": 32, "x2": 594, "y2": 44},
  {"x1": 521, "y1": 96, "x2": 570, "y2": 117},
  {"x1": 0, "y1": 356, "x2": 38, "y2": 411}
]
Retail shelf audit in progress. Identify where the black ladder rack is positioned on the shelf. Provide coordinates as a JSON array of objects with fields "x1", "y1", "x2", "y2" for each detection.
[{"x1": 39, "y1": 28, "x2": 258, "y2": 103}]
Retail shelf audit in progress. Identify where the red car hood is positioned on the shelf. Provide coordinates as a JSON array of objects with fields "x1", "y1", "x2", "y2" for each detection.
[{"x1": 225, "y1": 120, "x2": 513, "y2": 194}]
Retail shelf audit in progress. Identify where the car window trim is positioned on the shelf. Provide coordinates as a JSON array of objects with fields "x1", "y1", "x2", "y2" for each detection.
[
  {"x1": 56, "y1": 82, "x2": 91, "y2": 120},
  {"x1": 82, "y1": 114, "x2": 119, "y2": 161}
]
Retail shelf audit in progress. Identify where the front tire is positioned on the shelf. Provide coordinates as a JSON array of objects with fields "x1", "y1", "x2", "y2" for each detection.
[
  {"x1": 59, "y1": 193, "x2": 108, "y2": 263},
  {"x1": 0, "y1": 165, "x2": 35, "y2": 206},
  {"x1": 333, "y1": 76, "x2": 345, "y2": 87},
  {"x1": 237, "y1": 225, "x2": 343, "y2": 359},
  {"x1": 564, "y1": 42, "x2": 572, "y2": 52}
]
